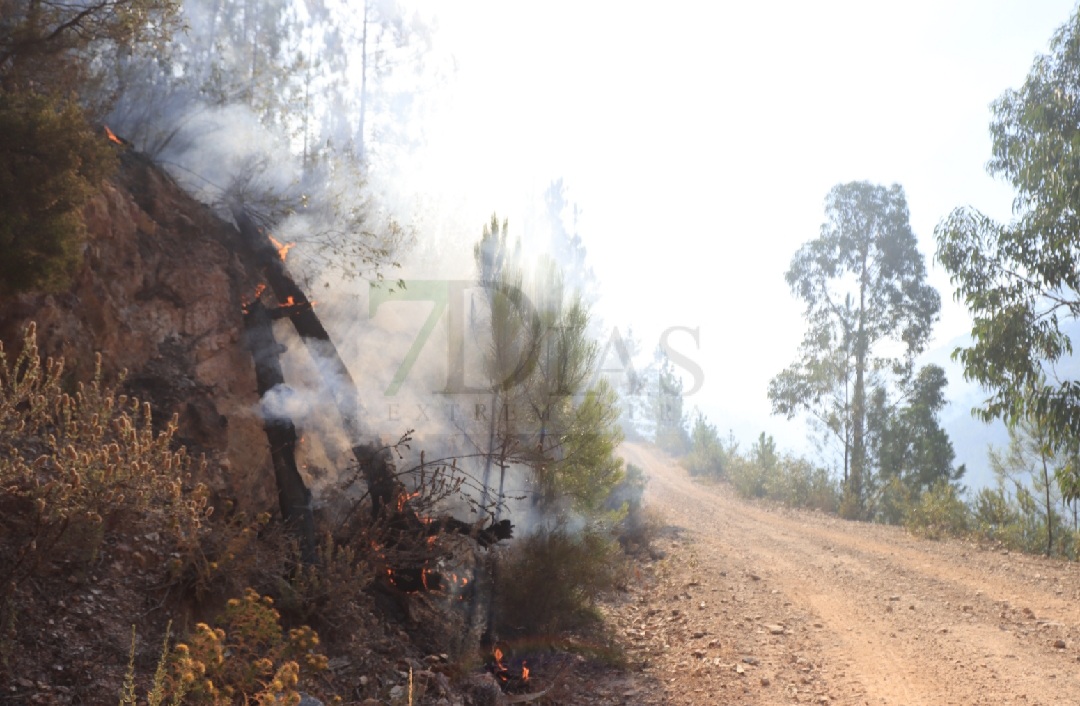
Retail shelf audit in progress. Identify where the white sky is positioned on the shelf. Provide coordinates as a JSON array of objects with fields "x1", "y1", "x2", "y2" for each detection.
[{"x1": 384, "y1": 0, "x2": 1079, "y2": 479}]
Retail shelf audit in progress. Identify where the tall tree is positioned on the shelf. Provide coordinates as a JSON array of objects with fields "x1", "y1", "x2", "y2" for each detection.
[
  {"x1": 471, "y1": 216, "x2": 536, "y2": 511},
  {"x1": 771, "y1": 182, "x2": 941, "y2": 517},
  {"x1": 936, "y1": 9, "x2": 1080, "y2": 501},
  {"x1": 0, "y1": 0, "x2": 179, "y2": 98},
  {"x1": 769, "y1": 295, "x2": 855, "y2": 482}
]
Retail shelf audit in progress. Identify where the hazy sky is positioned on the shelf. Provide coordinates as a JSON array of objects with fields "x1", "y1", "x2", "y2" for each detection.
[{"x1": 387, "y1": 1, "x2": 1079, "y2": 481}]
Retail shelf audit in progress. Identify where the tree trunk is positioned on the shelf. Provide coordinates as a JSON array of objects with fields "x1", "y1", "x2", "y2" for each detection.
[
  {"x1": 243, "y1": 299, "x2": 317, "y2": 563},
  {"x1": 849, "y1": 253, "x2": 870, "y2": 518},
  {"x1": 357, "y1": 0, "x2": 369, "y2": 158},
  {"x1": 1041, "y1": 453, "x2": 1053, "y2": 557}
]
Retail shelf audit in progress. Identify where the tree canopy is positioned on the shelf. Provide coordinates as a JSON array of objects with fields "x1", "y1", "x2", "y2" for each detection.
[
  {"x1": 936, "y1": 9, "x2": 1080, "y2": 470},
  {"x1": 770, "y1": 182, "x2": 941, "y2": 516},
  {"x1": 870, "y1": 364, "x2": 964, "y2": 496}
]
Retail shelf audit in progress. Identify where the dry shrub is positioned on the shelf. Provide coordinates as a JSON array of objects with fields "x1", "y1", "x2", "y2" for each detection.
[
  {"x1": 0, "y1": 324, "x2": 295, "y2": 604},
  {"x1": 277, "y1": 533, "x2": 377, "y2": 639},
  {"x1": 621, "y1": 505, "x2": 667, "y2": 557},
  {"x1": 607, "y1": 462, "x2": 656, "y2": 554},
  {"x1": 0, "y1": 323, "x2": 211, "y2": 596},
  {"x1": 127, "y1": 588, "x2": 334, "y2": 705},
  {"x1": 496, "y1": 525, "x2": 626, "y2": 636}
]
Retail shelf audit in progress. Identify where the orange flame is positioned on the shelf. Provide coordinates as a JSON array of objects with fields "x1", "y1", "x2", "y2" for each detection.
[
  {"x1": 268, "y1": 234, "x2": 295, "y2": 261},
  {"x1": 241, "y1": 283, "x2": 268, "y2": 312},
  {"x1": 396, "y1": 490, "x2": 420, "y2": 513},
  {"x1": 522, "y1": 662, "x2": 529, "y2": 681},
  {"x1": 493, "y1": 648, "x2": 505, "y2": 670},
  {"x1": 104, "y1": 125, "x2": 122, "y2": 145}
]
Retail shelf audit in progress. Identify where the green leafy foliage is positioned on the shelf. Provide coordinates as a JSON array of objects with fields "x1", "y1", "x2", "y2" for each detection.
[
  {"x1": 767, "y1": 456, "x2": 839, "y2": 514},
  {"x1": 552, "y1": 382, "x2": 626, "y2": 514},
  {"x1": 771, "y1": 182, "x2": 941, "y2": 516},
  {"x1": 752, "y1": 432, "x2": 779, "y2": 475},
  {"x1": 726, "y1": 452, "x2": 768, "y2": 500},
  {"x1": 683, "y1": 412, "x2": 726, "y2": 477},
  {"x1": 495, "y1": 525, "x2": 626, "y2": 636},
  {"x1": 935, "y1": 9, "x2": 1080, "y2": 463},
  {"x1": 0, "y1": 0, "x2": 178, "y2": 294},
  {"x1": 905, "y1": 481, "x2": 970, "y2": 540},
  {"x1": 608, "y1": 463, "x2": 662, "y2": 556},
  {"x1": 469, "y1": 214, "x2": 629, "y2": 642},
  {"x1": 865, "y1": 365, "x2": 965, "y2": 523},
  {"x1": 721, "y1": 435, "x2": 840, "y2": 513},
  {"x1": 871, "y1": 365, "x2": 964, "y2": 493},
  {"x1": 470, "y1": 215, "x2": 624, "y2": 516},
  {"x1": 0, "y1": 91, "x2": 115, "y2": 293},
  {"x1": 982, "y1": 413, "x2": 1080, "y2": 557}
]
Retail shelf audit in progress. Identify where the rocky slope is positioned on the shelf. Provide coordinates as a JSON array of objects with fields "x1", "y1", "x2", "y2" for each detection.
[{"x1": 0, "y1": 150, "x2": 274, "y2": 509}]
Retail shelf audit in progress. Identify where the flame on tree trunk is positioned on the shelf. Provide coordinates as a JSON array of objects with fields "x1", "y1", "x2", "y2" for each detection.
[
  {"x1": 231, "y1": 207, "x2": 513, "y2": 563},
  {"x1": 232, "y1": 207, "x2": 401, "y2": 518}
]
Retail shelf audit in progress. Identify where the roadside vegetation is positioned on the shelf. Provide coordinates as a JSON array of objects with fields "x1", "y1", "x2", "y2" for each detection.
[
  {"x1": 682, "y1": 416, "x2": 1080, "y2": 561},
  {"x1": 672, "y1": 8, "x2": 1080, "y2": 566}
]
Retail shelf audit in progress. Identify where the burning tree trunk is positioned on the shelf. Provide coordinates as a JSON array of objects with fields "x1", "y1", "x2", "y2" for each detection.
[
  {"x1": 231, "y1": 207, "x2": 402, "y2": 518},
  {"x1": 231, "y1": 206, "x2": 513, "y2": 558},
  {"x1": 242, "y1": 297, "x2": 317, "y2": 563}
]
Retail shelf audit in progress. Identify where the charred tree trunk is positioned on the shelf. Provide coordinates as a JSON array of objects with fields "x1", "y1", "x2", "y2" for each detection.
[
  {"x1": 232, "y1": 207, "x2": 401, "y2": 519},
  {"x1": 243, "y1": 298, "x2": 317, "y2": 563},
  {"x1": 232, "y1": 206, "x2": 513, "y2": 584}
]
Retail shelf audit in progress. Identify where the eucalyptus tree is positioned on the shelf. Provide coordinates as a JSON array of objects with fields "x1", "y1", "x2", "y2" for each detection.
[
  {"x1": 770, "y1": 182, "x2": 940, "y2": 517},
  {"x1": 937, "y1": 9, "x2": 1080, "y2": 503}
]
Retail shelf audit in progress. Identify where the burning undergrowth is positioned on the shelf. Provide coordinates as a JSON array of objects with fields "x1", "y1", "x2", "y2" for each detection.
[{"x1": 0, "y1": 116, "x2": 650, "y2": 700}]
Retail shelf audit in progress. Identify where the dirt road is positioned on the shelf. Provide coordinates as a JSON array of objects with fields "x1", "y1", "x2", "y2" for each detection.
[{"x1": 603, "y1": 443, "x2": 1080, "y2": 705}]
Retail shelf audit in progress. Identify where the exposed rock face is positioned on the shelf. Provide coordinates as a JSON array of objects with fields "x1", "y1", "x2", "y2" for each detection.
[{"x1": 0, "y1": 152, "x2": 274, "y2": 509}]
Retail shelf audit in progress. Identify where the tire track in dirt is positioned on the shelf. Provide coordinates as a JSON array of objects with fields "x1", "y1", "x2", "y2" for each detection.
[{"x1": 617, "y1": 443, "x2": 1080, "y2": 705}]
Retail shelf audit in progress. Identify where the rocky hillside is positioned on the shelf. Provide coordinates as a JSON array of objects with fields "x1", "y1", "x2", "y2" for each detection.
[
  {"x1": 0, "y1": 150, "x2": 275, "y2": 510},
  {"x1": 0, "y1": 148, "x2": 647, "y2": 705}
]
